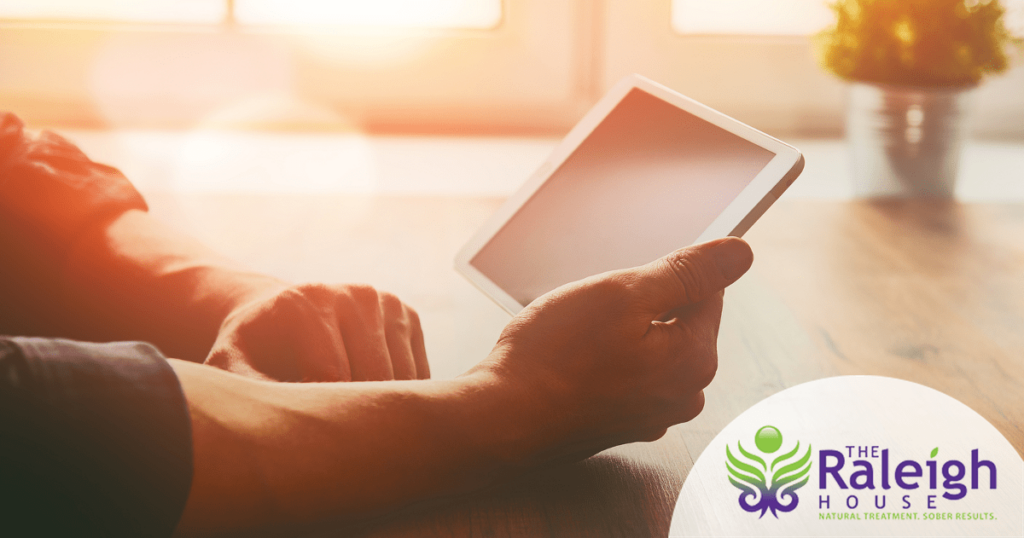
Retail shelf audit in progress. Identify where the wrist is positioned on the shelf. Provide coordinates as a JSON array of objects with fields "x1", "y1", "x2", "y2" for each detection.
[
  {"x1": 453, "y1": 364, "x2": 567, "y2": 477},
  {"x1": 62, "y1": 209, "x2": 292, "y2": 361},
  {"x1": 210, "y1": 271, "x2": 288, "y2": 320}
]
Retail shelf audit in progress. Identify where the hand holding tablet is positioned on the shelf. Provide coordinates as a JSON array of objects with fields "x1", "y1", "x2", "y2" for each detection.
[
  {"x1": 463, "y1": 237, "x2": 754, "y2": 463},
  {"x1": 456, "y1": 74, "x2": 803, "y2": 314}
]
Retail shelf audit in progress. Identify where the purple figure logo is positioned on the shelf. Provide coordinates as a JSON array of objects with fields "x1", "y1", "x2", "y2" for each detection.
[{"x1": 726, "y1": 425, "x2": 812, "y2": 518}]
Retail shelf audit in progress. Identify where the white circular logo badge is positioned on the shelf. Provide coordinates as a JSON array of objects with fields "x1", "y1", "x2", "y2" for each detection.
[{"x1": 670, "y1": 376, "x2": 1024, "y2": 536}]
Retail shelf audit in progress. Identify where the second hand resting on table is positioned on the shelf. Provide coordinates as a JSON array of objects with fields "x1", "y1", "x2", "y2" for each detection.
[
  {"x1": 167, "y1": 235, "x2": 753, "y2": 535},
  {"x1": 0, "y1": 115, "x2": 752, "y2": 536}
]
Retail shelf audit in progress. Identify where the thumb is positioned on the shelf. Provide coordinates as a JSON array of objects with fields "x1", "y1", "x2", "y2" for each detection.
[{"x1": 634, "y1": 237, "x2": 753, "y2": 315}]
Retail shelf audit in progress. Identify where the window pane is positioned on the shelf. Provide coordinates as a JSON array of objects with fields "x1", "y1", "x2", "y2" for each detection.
[
  {"x1": 672, "y1": 0, "x2": 833, "y2": 35},
  {"x1": 673, "y1": 0, "x2": 1024, "y2": 36},
  {"x1": 234, "y1": 0, "x2": 502, "y2": 29},
  {"x1": 1007, "y1": 0, "x2": 1024, "y2": 36},
  {"x1": 0, "y1": 0, "x2": 225, "y2": 23}
]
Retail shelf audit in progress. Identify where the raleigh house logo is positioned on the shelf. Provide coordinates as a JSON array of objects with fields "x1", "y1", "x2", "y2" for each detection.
[
  {"x1": 726, "y1": 425, "x2": 813, "y2": 519},
  {"x1": 726, "y1": 426, "x2": 1000, "y2": 520},
  {"x1": 671, "y1": 377, "x2": 1023, "y2": 536}
]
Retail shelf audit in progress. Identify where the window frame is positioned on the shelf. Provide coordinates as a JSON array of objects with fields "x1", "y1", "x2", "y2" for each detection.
[
  {"x1": 0, "y1": 0, "x2": 597, "y2": 133},
  {"x1": 0, "y1": 0, "x2": 1021, "y2": 137},
  {"x1": 602, "y1": 0, "x2": 1024, "y2": 138}
]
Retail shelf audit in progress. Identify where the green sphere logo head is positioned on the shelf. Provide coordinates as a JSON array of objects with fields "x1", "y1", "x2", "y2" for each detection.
[
  {"x1": 726, "y1": 424, "x2": 811, "y2": 519},
  {"x1": 755, "y1": 425, "x2": 783, "y2": 453}
]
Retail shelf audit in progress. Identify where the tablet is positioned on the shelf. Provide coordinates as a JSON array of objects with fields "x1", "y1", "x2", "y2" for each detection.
[{"x1": 455, "y1": 74, "x2": 804, "y2": 315}]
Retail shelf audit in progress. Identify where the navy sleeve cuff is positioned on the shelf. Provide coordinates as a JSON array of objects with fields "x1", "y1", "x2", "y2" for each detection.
[{"x1": 0, "y1": 337, "x2": 193, "y2": 537}]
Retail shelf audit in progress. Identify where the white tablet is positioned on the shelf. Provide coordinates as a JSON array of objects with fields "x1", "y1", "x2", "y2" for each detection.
[{"x1": 455, "y1": 74, "x2": 804, "y2": 315}]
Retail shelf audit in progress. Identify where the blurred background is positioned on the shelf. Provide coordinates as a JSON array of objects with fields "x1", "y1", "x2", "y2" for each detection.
[
  {"x1": 2, "y1": 1, "x2": 1023, "y2": 379},
  {"x1": 2, "y1": 0, "x2": 1021, "y2": 137}
]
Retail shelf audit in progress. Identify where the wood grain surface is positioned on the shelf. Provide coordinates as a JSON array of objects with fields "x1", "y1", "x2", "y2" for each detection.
[{"x1": 146, "y1": 195, "x2": 1024, "y2": 537}]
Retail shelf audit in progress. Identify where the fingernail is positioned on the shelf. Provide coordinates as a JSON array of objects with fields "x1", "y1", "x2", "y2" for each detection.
[{"x1": 710, "y1": 238, "x2": 753, "y2": 281}]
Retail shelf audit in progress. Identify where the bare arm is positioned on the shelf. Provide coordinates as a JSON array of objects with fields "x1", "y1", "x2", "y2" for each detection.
[
  {"x1": 0, "y1": 112, "x2": 289, "y2": 363},
  {"x1": 0, "y1": 112, "x2": 427, "y2": 380},
  {"x1": 169, "y1": 237, "x2": 753, "y2": 536},
  {"x1": 62, "y1": 210, "x2": 428, "y2": 381},
  {"x1": 60, "y1": 209, "x2": 287, "y2": 362},
  {"x1": 169, "y1": 360, "x2": 506, "y2": 535}
]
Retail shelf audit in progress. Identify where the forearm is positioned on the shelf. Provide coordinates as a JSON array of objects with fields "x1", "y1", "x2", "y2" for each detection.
[
  {"x1": 169, "y1": 360, "x2": 528, "y2": 536},
  {"x1": 60, "y1": 210, "x2": 288, "y2": 361}
]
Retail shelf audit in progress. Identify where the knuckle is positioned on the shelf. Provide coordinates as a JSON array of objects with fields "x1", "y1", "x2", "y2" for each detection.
[
  {"x1": 263, "y1": 286, "x2": 316, "y2": 318},
  {"x1": 584, "y1": 271, "x2": 634, "y2": 307},
  {"x1": 378, "y1": 290, "x2": 402, "y2": 310},
  {"x1": 379, "y1": 291, "x2": 417, "y2": 323},
  {"x1": 347, "y1": 283, "x2": 380, "y2": 301},
  {"x1": 615, "y1": 270, "x2": 647, "y2": 297},
  {"x1": 291, "y1": 282, "x2": 333, "y2": 301},
  {"x1": 663, "y1": 255, "x2": 709, "y2": 304},
  {"x1": 405, "y1": 304, "x2": 422, "y2": 326},
  {"x1": 345, "y1": 284, "x2": 387, "y2": 314}
]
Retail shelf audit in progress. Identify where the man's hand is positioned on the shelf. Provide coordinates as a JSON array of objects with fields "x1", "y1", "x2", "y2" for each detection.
[
  {"x1": 467, "y1": 237, "x2": 754, "y2": 466},
  {"x1": 171, "y1": 239, "x2": 752, "y2": 536},
  {"x1": 205, "y1": 283, "x2": 429, "y2": 382}
]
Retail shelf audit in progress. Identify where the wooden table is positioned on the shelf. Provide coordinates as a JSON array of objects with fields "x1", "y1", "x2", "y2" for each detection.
[{"x1": 147, "y1": 194, "x2": 1024, "y2": 537}]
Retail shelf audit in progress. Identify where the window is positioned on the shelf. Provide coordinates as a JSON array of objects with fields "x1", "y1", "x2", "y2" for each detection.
[
  {"x1": 0, "y1": 0, "x2": 579, "y2": 132},
  {"x1": 0, "y1": 0, "x2": 503, "y2": 29},
  {"x1": 0, "y1": 0, "x2": 225, "y2": 24},
  {"x1": 672, "y1": 0, "x2": 832, "y2": 36},
  {"x1": 234, "y1": 0, "x2": 502, "y2": 29},
  {"x1": 672, "y1": 0, "x2": 1024, "y2": 36},
  {"x1": 605, "y1": 0, "x2": 1024, "y2": 138},
  {"x1": 0, "y1": 0, "x2": 1020, "y2": 136}
]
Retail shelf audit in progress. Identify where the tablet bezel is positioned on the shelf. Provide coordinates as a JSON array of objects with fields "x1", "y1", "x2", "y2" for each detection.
[{"x1": 455, "y1": 74, "x2": 804, "y2": 315}]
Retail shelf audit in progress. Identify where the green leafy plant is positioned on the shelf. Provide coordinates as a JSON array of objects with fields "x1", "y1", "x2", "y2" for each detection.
[{"x1": 816, "y1": 0, "x2": 1022, "y2": 87}]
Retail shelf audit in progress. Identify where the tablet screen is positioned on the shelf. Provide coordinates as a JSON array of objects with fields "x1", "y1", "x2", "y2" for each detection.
[{"x1": 470, "y1": 88, "x2": 776, "y2": 306}]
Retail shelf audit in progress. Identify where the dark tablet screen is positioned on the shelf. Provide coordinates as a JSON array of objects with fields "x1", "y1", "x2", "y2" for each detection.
[{"x1": 470, "y1": 89, "x2": 775, "y2": 306}]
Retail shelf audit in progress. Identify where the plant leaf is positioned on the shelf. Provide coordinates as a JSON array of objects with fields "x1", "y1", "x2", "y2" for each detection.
[{"x1": 930, "y1": 447, "x2": 938, "y2": 458}]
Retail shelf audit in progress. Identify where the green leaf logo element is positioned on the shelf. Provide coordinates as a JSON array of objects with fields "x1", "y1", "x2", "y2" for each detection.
[
  {"x1": 727, "y1": 426, "x2": 812, "y2": 519},
  {"x1": 727, "y1": 443, "x2": 766, "y2": 486},
  {"x1": 930, "y1": 447, "x2": 939, "y2": 458},
  {"x1": 772, "y1": 441, "x2": 813, "y2": 490}
]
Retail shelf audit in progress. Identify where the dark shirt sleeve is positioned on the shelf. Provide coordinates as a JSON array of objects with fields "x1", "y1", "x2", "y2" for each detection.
[{"x1": 0, "y1": 337, "x2": 193, "y2": 537}]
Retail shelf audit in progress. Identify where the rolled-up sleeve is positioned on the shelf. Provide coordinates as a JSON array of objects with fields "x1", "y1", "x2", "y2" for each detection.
[{"x1": 0, "y1": 337, "x2": 193, "y2": 537}]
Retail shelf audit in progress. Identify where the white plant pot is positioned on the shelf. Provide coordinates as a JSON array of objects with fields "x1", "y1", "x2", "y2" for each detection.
[{"x1": 846, "y1": 82, "x2": 974, "y2": 198}]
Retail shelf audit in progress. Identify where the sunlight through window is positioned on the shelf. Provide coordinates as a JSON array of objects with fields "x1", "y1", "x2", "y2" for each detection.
[
  {"x1": 234, "y1": 0, "x2": 502, "y2": 29},
  {"x1": 673, "y1": 0, "x2": 1024, "y2": 36},
  {"x1": 0, "y1": 0, "x2": 225, "y2": 23},
  {"x1": 672, "y1": 0, "x2": 833, "y2": 35}
]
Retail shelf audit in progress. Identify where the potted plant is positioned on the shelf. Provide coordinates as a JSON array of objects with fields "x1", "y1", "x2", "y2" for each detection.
[{"x1": 816, "y1": 0, "x2": 1021, "y2": 197}]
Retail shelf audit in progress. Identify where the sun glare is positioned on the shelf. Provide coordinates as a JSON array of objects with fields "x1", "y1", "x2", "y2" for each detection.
[
  {"x1": 673, "y1": 0, "x2": 840, "y2": 35},
  {"x1": 0, "y1": 0, "x2": 225, "y2": 23},
  {"x1": 0, "y1": 0, "x2": 501, "y2": 29},
  {"x1": 674, "y1": 0, "x2": 1024, "y2": 36},
  {"x1": 234, "y1": 0, "x2": 502, "y2": 29}
]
